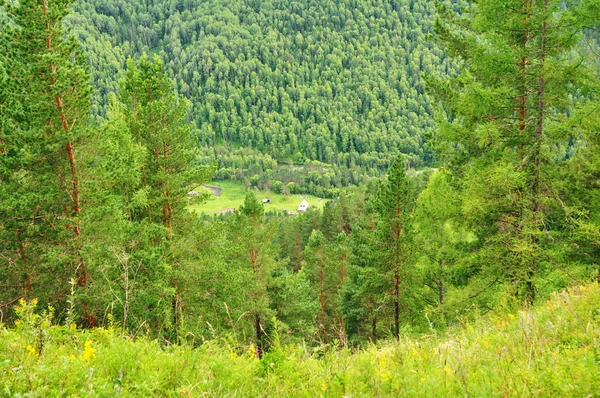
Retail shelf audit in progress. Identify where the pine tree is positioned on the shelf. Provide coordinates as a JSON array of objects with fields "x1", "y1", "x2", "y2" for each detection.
[
  {"x1": 412, "y1": 170, "x2": 476, "y2": 321},
  {"x1": 120, "y1": 54, "x2": 209, "y2": 232},
  {"x1": 342, "y1": 210, "x2": 386, "y2": 343},
  {"x1": 562, "y1": 101, "x2": 600, "y2": 281},
  {"x1": 79, "y1": 56, "x2": 213, "y2": 337},
  {"x1": 331, "y1": 232, "x2": 351, "y2": 345},
  {"x1": 301, "y1": 229, "x2": 350, "y2": 344},
  {"x1": 79, "y1": 94, "x2": 150, "y2": 331},
  {"x1": 0, "y1": 0, "x2": 91, "y2": 319},
  {"x1": 374, "y1": 154, "x2": 415, "y2": 340},
  {"x1": 429, "y1": 0, "x2": 598, "y2": 302},
  {"x1": 228, "y1": 191, "x2": 278, "y2": 358}
]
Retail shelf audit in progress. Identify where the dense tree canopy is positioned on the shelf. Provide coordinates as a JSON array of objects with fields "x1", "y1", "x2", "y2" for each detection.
[{"x1": 66, "y1": 0, "x2": 462, "y2": 179}]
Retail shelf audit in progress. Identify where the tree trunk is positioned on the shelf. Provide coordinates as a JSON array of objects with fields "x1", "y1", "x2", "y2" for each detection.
[
  {"x1": 162, "y1": 140, "x2": 173, "y2": 235},
  {"x1": 394, "y1": 266, "x2": 400, "y2": 341},
  {"x1": 250, "y1": 249, "x2": 263, "y2": 358},
  {"x1": 526, "y1": 0, "x2": 549, "y2": 304},
  {"x1": 338, "y1": 250, "x2": 347, "y2": 343},
  {"x1": 371, "y1": 316, "x2": 377, "y2": 344},
  {"x1": 319, "y1": 258, "x2": 326, "y2": 342},
  {"x1": 393, "y1": 204, "x2": 402, "y2": 341},
  {"x1": 517, "y1": 0, "x2": 532, "y2": 135},
  {"x1": 338, "y1": 315, "x2": 347, "y2": 347},
  {"x1": 42, "y1": 0, "x2": 91, "y2": 326},
  {"x1": 172, "y1": 292, "x2": 179, "y2": 342},
  {"x1": 255, "y1": 313, "x2": 263, "y2": 359}
]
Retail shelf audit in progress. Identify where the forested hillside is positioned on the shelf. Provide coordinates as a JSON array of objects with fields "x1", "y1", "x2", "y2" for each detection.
[
  {"x1": 67, "y1": 0, "x2": 457, "y2": 180},
  {"x1": 1, "y1": 0, "x2": 600, "y2": 394}
]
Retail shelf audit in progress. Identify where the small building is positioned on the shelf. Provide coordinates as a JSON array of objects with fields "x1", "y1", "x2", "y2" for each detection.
[
  {"x1": 297, "y1": 200, "x2": 309, "y2": 212},
  {"x1": 262, "y1": 199, "x2": 272, "y2": 204}
]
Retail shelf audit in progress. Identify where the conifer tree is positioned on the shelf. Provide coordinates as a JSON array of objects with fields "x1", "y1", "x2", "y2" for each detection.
[
  {"x1": 301, "y1": 229, "x2": 349, "y2": 343},
  {"x1": 332, "y1": 232, "x2": 351, "y2": 344},
  {"x1": 80, "y1": 56, "x2": 212, "y2": 336},
  {"x1": 374, "y1": 154, "x2": 415, "y2": 340},
  {"x1": 120, "y1": 54, "x2": 208, "y2": 231},
  {"x1": 562, "y1": 101, "x2": 600, "y2": 280},
  {"x1": 412, "y1": 170, "x2": 476, "y2": 322},
  {"x1": 342, "y1": 210, "x2": 385, "y2": 343},
  {"x1": 429, "y1": 0, "x2": 598, "y2": 302},
  {"x1": 227, "y1": 191, "x2": 278, "y2": 358},
  {"x1": 0, "y1": 0, "x2": 91, "y2": 319}
]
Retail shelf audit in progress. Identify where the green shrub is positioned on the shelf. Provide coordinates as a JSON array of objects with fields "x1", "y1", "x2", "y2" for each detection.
[{"x1": 1, "y1": 285, "x2": 599, "y2": 396}]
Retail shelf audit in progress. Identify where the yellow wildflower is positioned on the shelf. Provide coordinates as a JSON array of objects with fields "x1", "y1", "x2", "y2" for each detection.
[
  {"x1": 81, "y1": 340, "x2": 96, "y2": 361},
  {"x1": 229, "y1": 350, "x2": 238, "y2": 360},
  {"x1": 378, "y1": 353, "x2": 392, "y2": 382},
  {"x1": 26, "y1": 345, "x2": 38, "y2": 358},
  {"x1": 246, "y1": 344, "x2": 258, "y2": 360},
  {"x1": 378, "y1": 370, "x2": 392, "y2": 382},
  {"x1": 320, "y1": 380, "x2": 328, "y2": 391}
]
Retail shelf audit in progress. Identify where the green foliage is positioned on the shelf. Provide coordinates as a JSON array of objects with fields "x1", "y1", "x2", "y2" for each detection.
[
  {"x1": 2, "y1": 0, "x2": 599, "y2": 369},
  {"x1": 428, "y1": 0, "x2": 600, "y2": 302},
  {"x1": 65, "y1": 0, "x2": 459, "y2": 190},
  {"x1": 0, "y1": 0, "x2": 91, "y2": 318},
  {"x1": 215, "y1": 193, "x2": 281, "y2": 356},
  {"x1": 78, "y1": 55, "x2": 213, "y2": 338},
  {"x1": 343, "y1": 155, "x2": 419, "y2": 342},
  {"x1": 270, "y1": 267, "x2": 318, "y2": 343},
  {"x1": 2, "y1": 285, "x2": 599, "y2": 396},
  {"x1": 238, "y1": 190, "x2": 265, "y2": 221},
  {"x1": 120, "y1": 54, "x2": 213, "y2": 228},
  {"x1": 302, "y1": 230, "x2": 345, "y2": 343},
  {"x1": 561, "y1": 101, "x2": 600, "y2": 279},
  {"x1": 412, "y1": 170, "x2": 477, "y2": 325}
]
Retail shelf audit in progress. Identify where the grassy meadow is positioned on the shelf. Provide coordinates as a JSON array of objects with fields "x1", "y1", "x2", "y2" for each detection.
[
  {"x1": 187, "y1": 180, "x2": 329, "y2": 215},
  {"x1": 1, "y1": 284, "x2": 599, "y2": 397}
]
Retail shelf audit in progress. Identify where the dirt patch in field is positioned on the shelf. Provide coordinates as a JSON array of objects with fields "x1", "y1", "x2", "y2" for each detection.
[
  {"x1": 214, "y1": 208, "x2": 234, "y2": 215},
  {"x1": 204, "y1": 185, "x2": 222, "y2": 196}
]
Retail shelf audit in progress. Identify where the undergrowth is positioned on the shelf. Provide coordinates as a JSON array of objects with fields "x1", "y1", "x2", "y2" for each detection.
[{"x1": 1, "y1": 285, "x2": 599, "y2": 397}]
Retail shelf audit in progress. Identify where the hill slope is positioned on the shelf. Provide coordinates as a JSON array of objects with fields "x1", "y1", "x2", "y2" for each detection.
[
  {"x1": 68, "y1": 0, "x2": 459, "y2": 172},
  {"x1": 2, "y1": 284, "x2": 598, "y2": 396}
]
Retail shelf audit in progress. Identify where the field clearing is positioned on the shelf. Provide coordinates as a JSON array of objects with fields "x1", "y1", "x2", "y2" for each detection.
[{"x1": 187, "y1": 180, "x2": 329, "y2": 215}]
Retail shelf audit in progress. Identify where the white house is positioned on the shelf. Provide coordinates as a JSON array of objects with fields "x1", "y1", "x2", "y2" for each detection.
[{"x1": 297, "y1": 200, "x2": 309, "y2": 212}]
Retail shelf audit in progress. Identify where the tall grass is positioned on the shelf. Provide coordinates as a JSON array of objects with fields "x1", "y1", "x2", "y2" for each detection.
[{"x1": 1, "y1": 285, "x2": 599, "y2": 397}]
